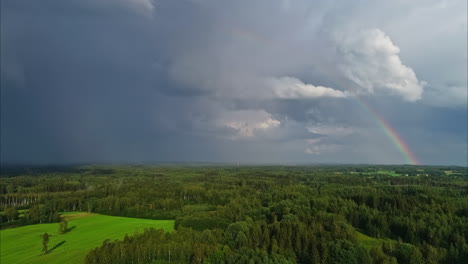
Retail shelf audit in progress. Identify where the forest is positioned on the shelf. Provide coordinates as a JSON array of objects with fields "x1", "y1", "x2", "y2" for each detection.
[{"x1": 1, "y1": 165, "x2": 467, "y2": 264}]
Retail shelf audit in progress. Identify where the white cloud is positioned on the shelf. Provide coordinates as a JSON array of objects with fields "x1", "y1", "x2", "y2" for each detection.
[
  {"x1": 335, "y1": 29, "x2": 425, "y2": 101},
  {"x1": 267, "y1": 76, "x2": 348, "y2": 99},
  {"x1": 304, "y1": 138, "x2": 341, "y2": 155},
  {"x1": 216, "y1": 110, "x2": 280, "y2": 138},
  {"x1": 303, "y1": 124, "x2": 360, "y2": 155},
  {"x1": 306, "y1": 125, "x2": 356, "y2": 137}
]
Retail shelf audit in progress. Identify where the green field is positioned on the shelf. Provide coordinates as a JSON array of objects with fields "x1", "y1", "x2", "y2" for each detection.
[
  {"x1": 0, "y1": 212, "x2": 174, "y2": 264},
  {"x1": 355, "y1": 230, "x2": 394, "y2": 249}
]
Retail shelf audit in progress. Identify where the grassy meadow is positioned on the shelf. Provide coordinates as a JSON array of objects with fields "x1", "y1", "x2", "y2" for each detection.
[{"x1": 0, "y1": 212, "x2": 174, "y2": 264}]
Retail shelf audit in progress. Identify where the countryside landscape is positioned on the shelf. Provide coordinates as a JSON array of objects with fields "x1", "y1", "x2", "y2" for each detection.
[{"x1": 1, "y1": 165, "x2": 467, "y2": 263}]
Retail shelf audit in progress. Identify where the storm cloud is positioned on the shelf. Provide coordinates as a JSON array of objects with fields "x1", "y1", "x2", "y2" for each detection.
[{"x1": 1, "y1": 0, "x2": 467, "y2": 165}]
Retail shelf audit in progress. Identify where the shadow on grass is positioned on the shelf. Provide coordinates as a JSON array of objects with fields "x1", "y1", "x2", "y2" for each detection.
[
  {"x1": 48, "y1": 240, "x2": 66, "y2": 253},
  {"x1": 66, "y1": 226, "x2": 76, "y2": 233}
]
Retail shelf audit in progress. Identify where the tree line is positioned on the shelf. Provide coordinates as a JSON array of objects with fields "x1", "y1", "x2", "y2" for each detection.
[{"x1": 1, "y1": 165, "x2": 467, "y2": 263}]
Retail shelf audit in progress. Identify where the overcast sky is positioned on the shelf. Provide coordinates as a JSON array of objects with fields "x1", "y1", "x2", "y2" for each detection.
[{"x1": 1, "y1": 0, "x2": 467, "y2": 165}]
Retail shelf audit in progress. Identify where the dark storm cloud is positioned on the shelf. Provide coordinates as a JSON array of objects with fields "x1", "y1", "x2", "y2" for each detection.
[
  {"x1": 2, "y1": 0, "x2": 160, "y2": 162},
  {"x1": 1, "y1": 0, "x2": 466, "y2": 165}
]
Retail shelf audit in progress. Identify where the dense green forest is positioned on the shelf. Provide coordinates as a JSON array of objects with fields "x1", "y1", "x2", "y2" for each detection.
[{"x1": 1, "y1": 165, "x2": 467, "y2": 263}]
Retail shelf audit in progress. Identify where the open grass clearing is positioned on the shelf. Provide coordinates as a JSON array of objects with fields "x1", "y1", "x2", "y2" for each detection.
[{"x1": 0, "y1": 212, "x2": 174, "y2": 264}]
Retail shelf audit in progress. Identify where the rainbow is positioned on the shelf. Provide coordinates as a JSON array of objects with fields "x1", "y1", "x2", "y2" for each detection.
[
  {"x1": 357, "y1": 99, "x2": 420, "y2": 165},
  {"x1": 228, "y1": 26, "x2": 420, "y2": 165}
]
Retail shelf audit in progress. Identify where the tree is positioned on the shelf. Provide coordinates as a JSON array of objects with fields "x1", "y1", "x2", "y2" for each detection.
[
  {"x1": 27, "y1": 204, "x2": 40, "y2": 224},
  {"x1": 42, "y1": 233, "x2": 49, "y2": 254},
  {"x1": 5, "y1": 207, "x2": 19, "y2": 222},
  {"x1": 58, "y1": 218, "x2": 68, "y2": 234}
]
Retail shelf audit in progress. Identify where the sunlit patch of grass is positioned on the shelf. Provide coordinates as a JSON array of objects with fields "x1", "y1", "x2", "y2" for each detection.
[{"x1": 1, "y1": 212, "x2": 174, "y2": 264}]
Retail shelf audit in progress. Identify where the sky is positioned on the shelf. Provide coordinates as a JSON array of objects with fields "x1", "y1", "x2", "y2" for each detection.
[{"x1": 1, "y1": 0, "x2": 467, "y2": 166}]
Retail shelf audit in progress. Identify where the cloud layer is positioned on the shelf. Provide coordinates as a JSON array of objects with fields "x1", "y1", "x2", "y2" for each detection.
[
  {"x1": 1, "y1": 0, "x2": 466, "y2": 165},
  {"x1": 217, "y1": 110, "x2": 280, "y2": 139},
  {"x1": 268, "y1": 77, "x2": 348, "y2": 99}
]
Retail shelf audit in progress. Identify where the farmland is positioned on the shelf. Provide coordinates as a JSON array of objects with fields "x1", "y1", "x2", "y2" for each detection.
[{"x1": 0, "y1": 212, "x2": 174, "y2": 264}]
